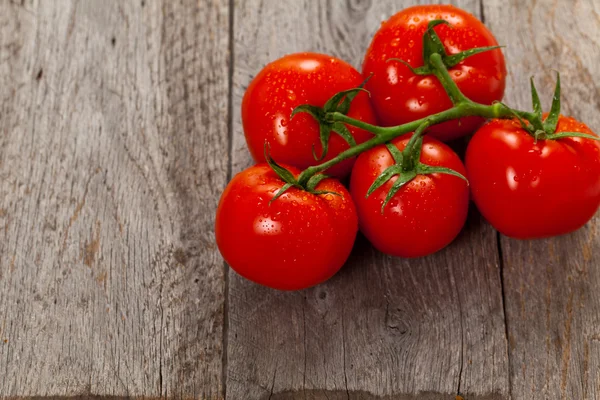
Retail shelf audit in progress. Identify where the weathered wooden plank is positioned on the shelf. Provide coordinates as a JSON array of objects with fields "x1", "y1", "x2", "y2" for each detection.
[
  {"x1": 0, "y1": 0, "x2": 228, "y2": 397},
  {"x1": 484, "y1": 1, "x2": 600, "y2": 399},
  {"x1": 228, "y1": 1, "x2": 509, "y2": 399}
]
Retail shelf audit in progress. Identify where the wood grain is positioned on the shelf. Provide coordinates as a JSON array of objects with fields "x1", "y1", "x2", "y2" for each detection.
[
  {"x1": 228, "y1": 1, "x2": 509, "y2": 399},
  {"x1": 0, "y1": 0, "x2": 228, "y2": 397},
  {"x1": 1, "y1": 0, "x2": 599, "y2": 398},
  {"x1": 484, "y1": 1, "x2": 600, "y2": 399}
]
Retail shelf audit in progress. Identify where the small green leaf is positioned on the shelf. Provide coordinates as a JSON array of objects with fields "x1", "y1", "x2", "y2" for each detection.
[
  {"x1": 549, "y1": 131, "x2": 600, "y2": 141},
  {"x1": 387, "y1": 58, "x2": 431, "y2": 75},
  {"x1": 422, "y1": 20, "x2": 450, "y2": 65},
  {"x1": 417, "y1": 164, "x2": 469, "y2": 183},
  {"x1": 306, "y1": 173, "x2": 329, "y2": 191},
  {"x1": 381, "y1": 170, "x2": 417, "y2": 213},
  {"x1": 366, "y1": 165, "x2": 402, "y2": 198},
  {"x1": 264, "y1": 142, "x2": 298, "y2": 185},
  {"x1": 291, "y1": 104, "x2": 323, "y2": 121},
  {"x1": 543, "y1": 72, "x2": 561, "y2": 134},
  {"x1": 269, "y1": 183, "x2": 294, "y2": 205},
  {"x1": 444, "y1": 45, "x2": 504, "y2": 67},
  {"x1": 385, "y1": 142, "x2": 403, "y2": 164},
  {"x1": 338, "y1": 75, "x2": 372, "y2": 114},
  {"x1": 313, "y1": 124, "x2": 332, "y2": 161},
  {"x1": 324, "y1": 88, "x2": 370, "y2": 114},
  {"x1": 332, "y1": 122, "x2": 357, "y2": 147},
  {"x1": 530, "y1": 77, "x2": 543, "y2": 120}
]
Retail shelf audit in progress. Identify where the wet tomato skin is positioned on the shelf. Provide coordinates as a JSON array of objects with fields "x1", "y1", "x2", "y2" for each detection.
[
  {"x1": 362, "y1": 4, "x2": 506, "y2": 141},
  {"x1": 465, "y1": 117, "x2": 600, "y2": 239},
  {"x1": 350, "y1": 134, "x2": 469, "y2": 257},
  {"x1": 215, "y1": 164, "x2": 358, "y2": 290},
  {"x1": 242, "y1": 52, "x2": 377, "y2": 178}
]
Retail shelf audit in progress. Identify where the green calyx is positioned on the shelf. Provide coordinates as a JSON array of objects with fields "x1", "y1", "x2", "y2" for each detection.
[
  {"x1": 263, "y1": 143, "x2": 338, "y2": 204},
  {"x1": 366, "y1": 126, "x2": 468, "y2": 213},
  {"x1": 291, "y1": 76, "x2": 371, "y2": 161},
  {"x1": 513, "y1": 73, "x2": 599, "y2": 143},
  {"x1": 389, "y1": 20, "x2": 503, "y2": 76}
]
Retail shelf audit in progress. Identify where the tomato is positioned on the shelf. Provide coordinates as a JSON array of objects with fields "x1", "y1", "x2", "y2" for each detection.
[
  {"x1": 362, "y1": 5, "x2": 506, "y2": 141},
  {"x1": 242, "y1": 52, "x2": 377, "y2": 178},
  {"x1": 466, "y1": 116, "x2": 600, "y2": 239},
  {"x1": 350, "y1": 134, "x2": 469, "y2": 257},
  {"x1": 215, "y1": 164, "x2": 358, "y2": 290}
]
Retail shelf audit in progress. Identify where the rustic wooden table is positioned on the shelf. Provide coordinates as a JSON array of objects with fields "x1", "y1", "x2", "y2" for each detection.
[{"x1": 1, "y1": 0, "x2": 599, "y2": 399}]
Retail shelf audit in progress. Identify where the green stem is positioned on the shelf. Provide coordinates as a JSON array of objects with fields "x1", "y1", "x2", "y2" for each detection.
[
  {"x1": 331, "y1": 113, "x2": 394, "y2": 136},
  {"x1": 429, "y1": 53, "x2": 469, "y2": 105},
  {"x1": 402, "y1": 119, "x2": 432, "y2": 171},
  {"x1": 297, "y1": 101, "x2": 524, "y2": 184}
]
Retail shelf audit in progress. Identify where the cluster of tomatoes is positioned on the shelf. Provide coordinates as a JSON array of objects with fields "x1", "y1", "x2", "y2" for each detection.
[{"x1": 216, "y1": 5, "x2": 600, "y2": 291}]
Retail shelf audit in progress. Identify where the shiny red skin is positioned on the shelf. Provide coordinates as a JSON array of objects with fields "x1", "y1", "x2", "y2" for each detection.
[
  {"x1": 215, "y1": 164, "x2": 358, "y2": 290},
  {"x1": 466, "y1": 117, "x2": 600, "y2": 239},
  {"x1": 242, "y1": 52, "x2": 377, "y2": 178},
  {"x1": 350, "y1": 134, "x2": 469, "y2": 257},
  {"x1": 362, "y1": 5, "x2": 506, "y2": 141}
]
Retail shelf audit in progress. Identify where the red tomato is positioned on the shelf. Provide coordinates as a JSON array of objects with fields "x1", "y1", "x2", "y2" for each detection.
[
  {"x1": 215, "y1": 164, "x2": 358, "y2": 290},
  {"x1": 362, "y1": 5, "x2": 506, "y2": 141},
  {"x1": 466, "y1": 117, "x2": 600, "y2": 239},
  {"x1": 242, "y1": 52, "x2": 377, "y2": 178},
  {"x1": 350, "y1": 134, "x2": 469, "y2": 257}
]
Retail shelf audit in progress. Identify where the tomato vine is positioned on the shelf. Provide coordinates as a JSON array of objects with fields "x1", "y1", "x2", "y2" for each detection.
[{"x1": 264, "y1": 21, "x2": 600, "y2": 208}]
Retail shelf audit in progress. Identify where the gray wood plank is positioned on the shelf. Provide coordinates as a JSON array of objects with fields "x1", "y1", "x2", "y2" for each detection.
[
  {"x1": 0, "y1": 0, "x2": 228, "y2": 397},
  {"x1": 228, "y1": 1, "x2": 509, "y2": 399},
  {"x1": 484, "y1": 1, "x2": 600, "y2": 399}
]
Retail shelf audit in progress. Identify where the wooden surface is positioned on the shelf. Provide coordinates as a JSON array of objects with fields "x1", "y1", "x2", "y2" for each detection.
[{"x1": 0, "y1": 0, "x2": 598, "y2": 399}]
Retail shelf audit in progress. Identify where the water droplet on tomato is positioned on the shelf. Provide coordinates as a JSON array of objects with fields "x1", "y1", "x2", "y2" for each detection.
[
  {"x1": 391, "y1": 38, "x2": 401, "y2": 47},
  {"x1": 408, "y1": 40, "x2": 415, "y2": 48},
  {"x1": 413, "y1": 16, "x2": 420, "y2": 22},
  {"x1": 286, "y1": 89, "x2": 296, "y2": 101}
]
